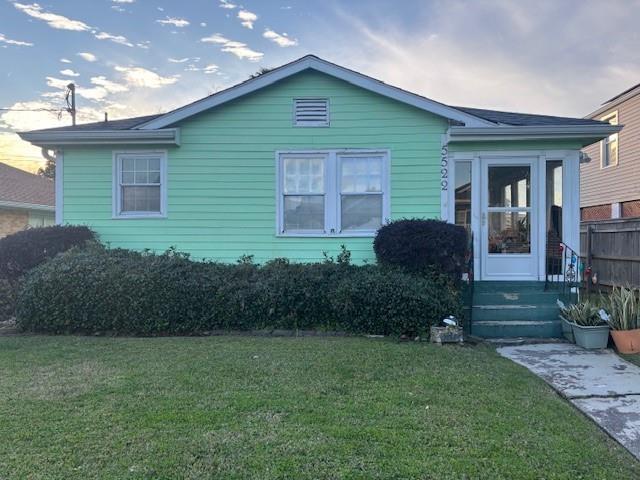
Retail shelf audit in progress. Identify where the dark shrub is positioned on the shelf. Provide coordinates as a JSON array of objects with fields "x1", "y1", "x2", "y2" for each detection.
[
  {"x1": 374, "y1": 219, "x2": 468, "y2": 281},
  {"x1": 0, "y1": 225, "x2": 96, "y2": 281},
  {"x1": 0, "y1": 225, "x2": 96, "y2": 321},
  {"x1": 17, "y1": 245, "x2": 462, "y2": 336}
]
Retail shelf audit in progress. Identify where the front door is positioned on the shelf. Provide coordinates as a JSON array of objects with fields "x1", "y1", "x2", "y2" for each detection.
[{"x1": 480, "y1": 158, "x2": 538, "y2": 280}]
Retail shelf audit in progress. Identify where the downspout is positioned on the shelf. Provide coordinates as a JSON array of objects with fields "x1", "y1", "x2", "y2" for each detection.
[{"x1": 41, "y1": 148, "x2": 63, "y2": 225}]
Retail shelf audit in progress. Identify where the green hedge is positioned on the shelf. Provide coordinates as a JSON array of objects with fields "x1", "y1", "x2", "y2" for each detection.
[{"x1": 16, "y1": 246, "x2": 462, "y2": 336}]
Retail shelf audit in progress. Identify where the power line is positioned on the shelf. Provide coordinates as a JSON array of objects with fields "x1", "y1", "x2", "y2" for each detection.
[{"x1": 0, "y1": 108, "x2": 63, "y2": 112}]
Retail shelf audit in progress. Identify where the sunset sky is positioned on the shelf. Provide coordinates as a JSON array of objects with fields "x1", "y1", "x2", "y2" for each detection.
[{"x1": 1, "y1": 0, "x2": 639, "y2": 172}]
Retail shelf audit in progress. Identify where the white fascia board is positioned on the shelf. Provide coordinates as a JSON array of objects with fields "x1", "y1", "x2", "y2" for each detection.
[
  {"x1": 135, "y1": 56, "x2": 494, "y2": 130},
  {"x1": 18, "y1": 128, "x2": 180, "y2": 147},
  {"x1": 0, "y1": 200, "x2": 55, "y2": 212},
  {"x1": 447, "y1": 124, "x2": 622, "y2": 142}
]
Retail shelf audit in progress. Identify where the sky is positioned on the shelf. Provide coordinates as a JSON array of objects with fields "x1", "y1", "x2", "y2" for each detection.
[{"x1": 1, "y1": 0, "x2": 639, "y2": 172}]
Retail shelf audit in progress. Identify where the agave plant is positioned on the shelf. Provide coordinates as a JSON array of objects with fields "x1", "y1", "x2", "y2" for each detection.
[
  {"x1": 606, "y1": 286, "x2": 640, "y2": 331},
  {"x1": 560, "y1": 301, "x2": 604, "y2": 327}
]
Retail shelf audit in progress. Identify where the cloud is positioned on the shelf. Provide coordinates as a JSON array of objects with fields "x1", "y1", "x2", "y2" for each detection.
[
  {"x1": 46, "y1": 76, "x2": 71, "y2": 90},
  {"x1": 168, "y1": 57, "x2": 190, "y2": 63},
  {"x1": 201, "y1": 33, "x2": 263, "y2": 61},
  {"x1": 137, "y1": 41, "x2": 151, "y2": 49},
  {"x1": 112, "y1": 0, "x2": 135, "y2": 3},
  {"x1": 60, "y1": 58, "x2": 71, "y2": 63},
  {"x1": 94, "y1": 31, "x2": 134, "y2": 47},
  {"x1": 219, "y1": 0, "x2": 237, "y2": 9},
  {"x1": 263, "y1": 29, "x2": 297, "y2": 47},
  {"x1": 91, "y1": 76, "x2": 129, "y2": 93},
  {"x1": 156, "y1": 17, "x2": 190, "y2": 27},
  {"x1": 77, "y1": 52, "x2": 97, "y2": 62},
  {"x1": 13, "y1": 2, "x2": 90, "y2": 31},
  {"x1": 111, "y1": 5, "x2": 126, "y2": 12},
  {"x1": 328, "y1": 2, "x2": 640, "y2": 117},
  {"x1": 0, "y1": 32, "x2": 33, "y2": 46},
  {"x1": 60, "y1": 69, "x2": 79, "y2": 77},
  {"x1": 184, "y1": 63, "x2": 218, "y2": 74},
  {"x1": 200, "y1": 22, "x2": 207, "y2": 27},
  {"x1": 237, "y1": 10, "x2": 258, "y2": 29},
  {"x1": 114, "y1": 66, "x2": 179, "y2": 88}
]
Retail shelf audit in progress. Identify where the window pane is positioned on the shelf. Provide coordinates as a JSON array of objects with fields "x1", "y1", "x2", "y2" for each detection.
[
  {"x1": 283, "y1": 195, "x2": 324, "y2": 231},
  {"x1": 122, "y1": 158, "x2": 135, "y2": 172},
  {"x1": 488, "y1": 211, "x2": 530, "y2": 254},
  {"x1": 122, "y1": 186, "x2": 161, "y2": 213},
  {"x1": 454, "y1": 161, "x2": 472, "y2": 234},
  {"x1": 149, "y1": 171, "x2": 161, "y2": 183},
  {"x1": 283, "y1": 157, "x2": 324, "y2": 194},
  {"x1": 488, "y1": 166, "x2": 530, "y2": 207},
  {"x1": 121, "y1": 171, "x2": 135, "y2": 184},
  {"x1": 341, "y1": 157, "x2": 382, "y2": 193},
  {"x1": 341, "y1": 194, "x2": 382, "y2": 231},
  {"x1": 148, "y1": 158, "x2": 161, "y2": 171},
  {"x1": 135, "y1": 171, "x2": 149, "y2": 184}
]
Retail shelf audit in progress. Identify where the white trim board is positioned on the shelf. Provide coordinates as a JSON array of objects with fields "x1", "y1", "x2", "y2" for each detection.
[{"x1": 136, "y1": 55, "x2": 494, "y2": 130}]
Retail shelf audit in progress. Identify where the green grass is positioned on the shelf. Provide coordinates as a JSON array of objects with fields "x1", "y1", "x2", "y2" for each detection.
[{"x1": 1, "y1": 336, "x2": 638, "y2": 479}]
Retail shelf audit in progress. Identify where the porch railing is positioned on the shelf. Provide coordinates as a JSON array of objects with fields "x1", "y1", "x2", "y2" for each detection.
[
  {"x1": 544, "y1": 239, "x2": 587, "y2": 304},
  {"x1": 462, "y1": 232, "x2": 474, "y2": 334}
]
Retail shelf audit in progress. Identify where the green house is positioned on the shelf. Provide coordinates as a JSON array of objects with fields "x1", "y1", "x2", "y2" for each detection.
[{"x1": 20, "y1": 55, "x2": 620, "y2": 338}]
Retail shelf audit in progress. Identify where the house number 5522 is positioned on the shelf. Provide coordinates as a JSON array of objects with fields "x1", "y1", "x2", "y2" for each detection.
[{"x1": 440, "y1": 144, "x2": 448, "y2": 191}]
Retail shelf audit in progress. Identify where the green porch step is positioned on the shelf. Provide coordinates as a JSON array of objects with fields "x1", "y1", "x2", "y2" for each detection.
[
  {"x1": 472, "y1": 320, "x2": 562, "y2": 338},
  {"x1": 472, "y1": 304, "x2": 559, "y2": 322},
  {"x1": 470, "y1": 281, "x2": 562, "y2": 339}
]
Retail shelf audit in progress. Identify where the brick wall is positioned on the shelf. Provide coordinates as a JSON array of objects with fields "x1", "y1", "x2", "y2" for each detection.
[
  {"x1": 581, "y1": 204, "x2": 611, "y2": 221},
  {"x1": 0, "y1": 209, "x2": 29, "y2": 238}
]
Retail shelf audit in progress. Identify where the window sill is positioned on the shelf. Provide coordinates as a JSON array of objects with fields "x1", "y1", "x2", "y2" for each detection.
[
  {"x1": 112, "y1": 213, "x2": 167, "y2": 220},
  {"x1": 277, "y1": 232, "x2": 376, "y2": 238}
]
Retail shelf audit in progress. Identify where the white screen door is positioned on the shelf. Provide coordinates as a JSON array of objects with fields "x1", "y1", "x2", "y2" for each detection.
[{"x1": 480, "y1": 158, "x2": 538, "y2": 280}]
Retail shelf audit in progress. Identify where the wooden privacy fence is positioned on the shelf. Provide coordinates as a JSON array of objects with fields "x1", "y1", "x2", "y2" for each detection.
[{"x1": 580, "y1": 218, "x2": 640, "y2": 288}]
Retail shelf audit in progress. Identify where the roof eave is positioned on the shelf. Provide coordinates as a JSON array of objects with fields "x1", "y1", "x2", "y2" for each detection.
[
  {"x1": 448, "y1": 124, "x2": 622, "y2": 143},
  {"x1": 134, "y1": 55, "x2": 495, "y2": 130},
  {"x1": 18, "y1": 128, "x2": 180, "y2": 147},
  {"x1": 587, "y1": 85, "x2": 640, "y2": 119},
  {"x1": 0, "y1": 199, "x2": 55, "y2": 212}
]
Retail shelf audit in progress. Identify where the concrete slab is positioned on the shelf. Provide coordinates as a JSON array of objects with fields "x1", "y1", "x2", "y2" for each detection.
[
  {"x1": 498, "y1": 343, "x2": 640, "y2": 461},
  {"x1": 498, "y1": 343, "x2": 640, "y2": 398}
]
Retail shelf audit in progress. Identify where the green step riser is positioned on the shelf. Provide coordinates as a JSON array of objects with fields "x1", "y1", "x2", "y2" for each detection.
[
  {"x1": 472, "y1": 282, "x2": 548, "y2": 294},
  {"x1": 472, "y1": 307, "x2": 560, "y2": 322},
  {"x1": 471, "y1": 323, "x2": 562, "y2": 338},
  {"x1": 472, "y1": 293, "x2": 560, "y2": 305}
]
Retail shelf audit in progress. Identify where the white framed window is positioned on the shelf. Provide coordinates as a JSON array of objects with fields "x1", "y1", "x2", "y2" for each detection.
[
  {"x1": 293, "y1": 98, "x2": 329, "y2": 127},
  {"x1": 276, "y1": 149, "x2": 390, "y2": 236},
  {"x1": 113, "y1": 151, "x2": 167, "y2": 218},
  {"x1": 600, "y1": 111, "x2": 618, "y2": 168}
]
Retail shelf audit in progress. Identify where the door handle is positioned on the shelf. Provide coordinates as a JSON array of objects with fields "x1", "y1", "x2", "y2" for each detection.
[{"x1": 482, "y1": 212, "x2": 486, "y2": 226}]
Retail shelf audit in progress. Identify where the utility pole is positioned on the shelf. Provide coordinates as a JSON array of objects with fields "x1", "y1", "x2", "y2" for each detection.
[{"x1": 65, "y1": 83, "x2": 76, "y2": 126}]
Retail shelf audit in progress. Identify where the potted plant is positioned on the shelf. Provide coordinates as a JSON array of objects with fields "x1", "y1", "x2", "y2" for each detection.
[
  {"x1": 557, "y1": 299, "x2": 574, "y2": 342},
  {"x1": 560, "y1": 301, "x2": 609, "y2": 349},
  {"x1": 606, "y1": 286, "x2": 640, "y2": 354}
]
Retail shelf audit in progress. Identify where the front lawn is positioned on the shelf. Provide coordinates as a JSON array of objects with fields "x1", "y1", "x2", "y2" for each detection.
[{"x1": 1, "y1": 336, "x2": 638, "y2": 479}]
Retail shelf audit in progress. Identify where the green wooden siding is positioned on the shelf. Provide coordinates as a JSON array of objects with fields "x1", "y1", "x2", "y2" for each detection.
[{"x1": 62, "y1": 70, "x2": 448, "y2": 263}]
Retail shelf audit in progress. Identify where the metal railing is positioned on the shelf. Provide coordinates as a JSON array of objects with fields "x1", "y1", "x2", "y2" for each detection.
[
  {"x1": 544, "y1": 239, "x2": 586, "y2": 304},
  {"x1": 463, "y1": 232, "x2": 474, "y2": 334}
]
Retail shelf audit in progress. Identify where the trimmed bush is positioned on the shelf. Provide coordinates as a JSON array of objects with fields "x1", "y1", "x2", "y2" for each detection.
[
  {"x1": 0, "y1": 225, "x2": 96, "y2": 321},
  {"x1": 0, "y1": 225, "x2": 96, "y2": 281},
  {"x1": 374, "y1": 219, "x2": 468, "y2": 281},
  {"x1": 17, "y1": 245, "x2": 462, "y2": 336}
]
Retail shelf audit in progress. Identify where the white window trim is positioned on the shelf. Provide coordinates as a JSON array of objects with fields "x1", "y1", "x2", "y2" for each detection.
[
  {"x1": 293, "y1": 98, "x2": 330, "y2": 127},
  {"x1": 112, "y1": 150, "x2": 168, "y2": 219},
  {"x1": 600, "y1": 111, "x2": 619, "y2": 169},
  {"x1": 275, "y1": 149, "x2": 391, "y2": 237}
]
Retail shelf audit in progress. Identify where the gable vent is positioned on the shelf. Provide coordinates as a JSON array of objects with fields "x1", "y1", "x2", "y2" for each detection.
[{"x1": 294, "y1": 98, "x2": 329, "y2": 127}]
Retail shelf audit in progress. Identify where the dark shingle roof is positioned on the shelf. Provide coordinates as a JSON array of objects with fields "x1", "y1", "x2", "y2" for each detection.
[
  {"x1": 0, "y1": 162, "x2": 54, "y2": 207},
  {"x1": 453, "y1": 106, "x2": 606, "y2": 126},
  {"x1": 26, "y1": 114, "x2": 162, "y2": 133}
]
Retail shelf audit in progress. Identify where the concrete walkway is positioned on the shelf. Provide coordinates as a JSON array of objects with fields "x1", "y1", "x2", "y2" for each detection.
[{"x1": 498, "y1": 343, "x2": 640, "y2": 460}]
